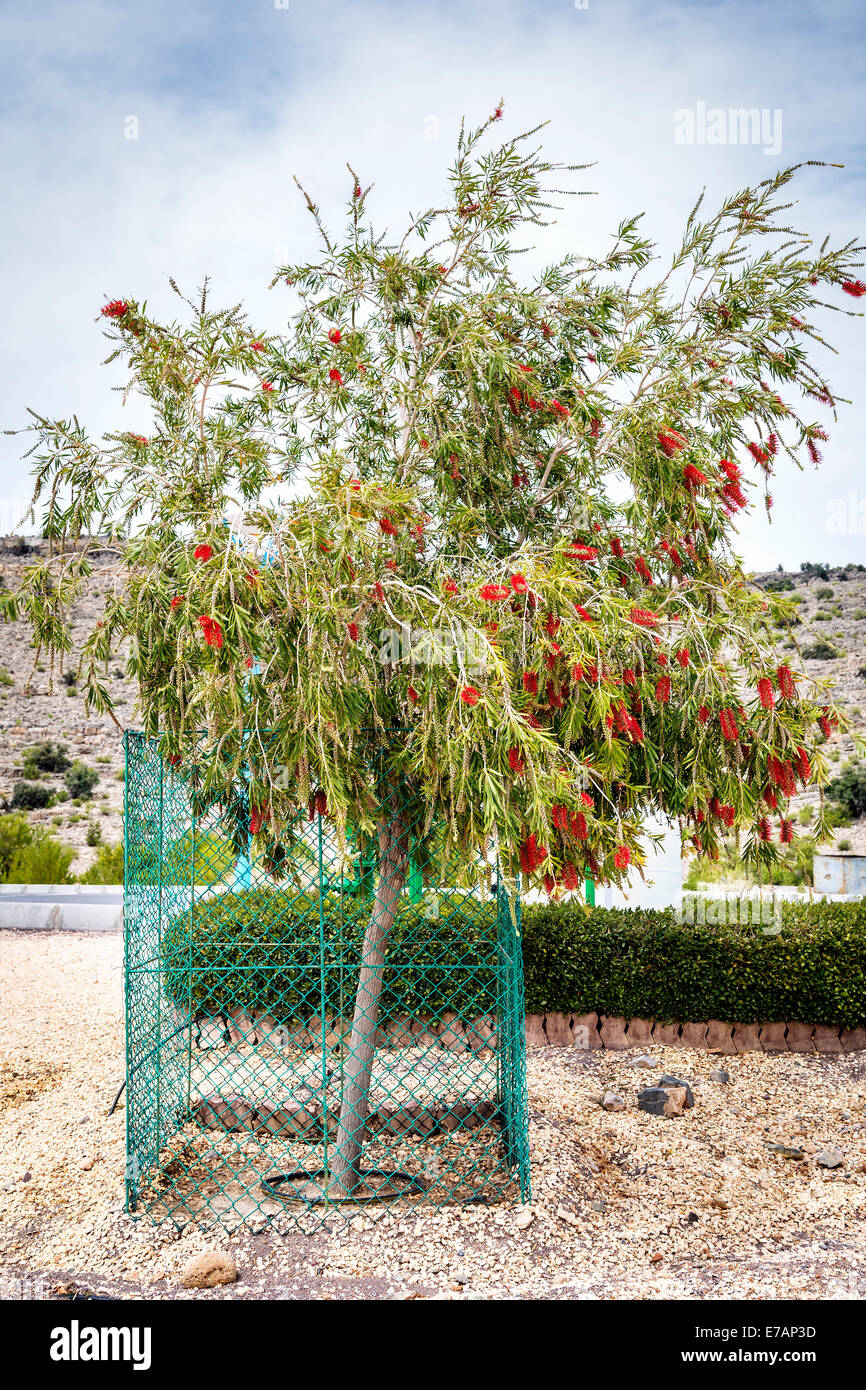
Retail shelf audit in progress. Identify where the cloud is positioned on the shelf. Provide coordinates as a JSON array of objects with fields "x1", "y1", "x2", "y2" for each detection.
[{"x1": 1, "y1": 0, "x2": 863, "y2": 566}]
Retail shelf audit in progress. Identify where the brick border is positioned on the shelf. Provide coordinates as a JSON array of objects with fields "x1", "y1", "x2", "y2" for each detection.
[{"x1": 525, "y1": 1013, "x2": 866, "y2": 1054}]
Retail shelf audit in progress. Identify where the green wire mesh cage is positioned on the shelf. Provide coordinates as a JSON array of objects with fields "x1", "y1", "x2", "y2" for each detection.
[{"x1": 123, "y1": 731, "x2": 530, "y2": 1230}]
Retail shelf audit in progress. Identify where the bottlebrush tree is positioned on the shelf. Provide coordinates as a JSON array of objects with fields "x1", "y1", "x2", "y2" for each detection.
[{"x1": 7, "y1": 110, "x2": 865, "y2": 1192}]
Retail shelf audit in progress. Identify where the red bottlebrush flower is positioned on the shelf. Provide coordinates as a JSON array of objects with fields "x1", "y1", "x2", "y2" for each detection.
[
  {"x1": 522, "y1": 671, "x2": 538, "y2": 694},
  {"x1": 510, "y1": 572, "x2": 528, "y2": 593},
  {"x1": 261, "y1": 380, "x2": 275, "y2": 393},
  {"x1": 101, "y1": 300, "x2": 129, "y2": 319},
  {"x1": 610, "y1": 536, "x2": 624, "y2": 558},
  {"x1": 585, "y1": 663, "x2": 599, "y2": 684},
  {"x1": 629, "y1": 606, "x2": 660, "y2": 628},
  {"x1": 407, "y1": 685, "x2": 419, "y2": 704},
  {"x1": 566, "y1": 545, "x2": 598, "y2": 562},
  {"x1": 379, "y1": 516, "x2": 398, "y2": 536},
  {"x1": 574, "y1": 605, "x2": 592, "y2": 622},
  {"x1": 561, "y1": 863, "x2": 580, "y2": 892},
  {"x1": 249, "y1": 805, "x2": 268, "y2": 836},
  {"x1": 328, "y1": 328, "x2": 342, "y2": 343},
  {"x1": 546, "y1": 679, "x2": 565, "y2": 709},
  {"x1": 460, "y1": 685, "x2": 480, "y2": 705},
  {"x1": 193, "y1": 543, "x2": 213, "y2": 562},
  {"x1": 551, "y1": 400, "x2": 570, "y2": 419},
  {"x1": 197, "y1": 616, "x2": 224, "y2": 649},
  {"x1": 747, "y1": 442, "x2": 770, "y2": 466},
  {"x1": 756, "y1": 817, "x2": 771, "y2": 842},
  {"x1": 354, "y1": 184, "x2": 361, "y2": 198},
  {"x1": 779, "y1": 818, "x2": 794, "y2": 844},
  {"x1": 545, "y1": 614, "x2": 561, "y2": 638},
  {"x1": 657, "y1": 428, "x2": 687, "y2": 457},
  {"x1": 614, "y1": 845, "x2": 631, "y2": 869},
  {"x1": 842, "y1": 279, "x2": 866, "y2": 298},
  {"x1": 657, "y1": 653, "x2": 668, "y2": 668},
  {"x1": 479, "y1": 583, "x2": 510, "y2": 601},
  {"x1": 757, "y1": 677, "x2": 774, "y2": 710},
  {"x1": 519, "y1": 833, "x2": 547, "y2": 874},
  {"x1": 795, "y1": 747, "x2": 811, "y2": 783},
  {"x1": 347, "y1": 622, "x2": 359, "y2": 641},
  {"x1": 589, "y1": 417, "x2": 601, "y2": 439},
  {"x1": 720, "y1": 458, "x2": 740, "y2": 481},
  {"x1": 676, "y1": 647, "x2": 690, "y2": 668},
  {"x1": 722, "y1": 479, "x2": 748, "y2": 511},
  {"x1": 719, "y1": 708, "x2": 740, "y2": 741},
  {"x1": 542, "y1": 873, "x2": 557, "y2": 896},
  {"x1": 570, "y1": 811, "x2": 588, "y2": 840},
  {"x1": 245, "y1": 656, "x2": 254, "y2": 669},
  {"x1": 170, "y1": 595, "x2": 185, "y2": 609},
  {"x1": 789, "y1": 316, "x2": 804, "y2": 329},
  {"x1": 580, "y1": 791, "x2": 593, "y2": 808},
  {"x1": 551, "y1": 804, "x2": 569, "y2": 830},
  {"x1": 818, "y1": 706, "x2": 837, "y2": 740},
  {"x1": 442, "y1": 579, "x2": 458, "y2": 594},
  {"x1": 385, "y1": 559, "x2": 397, "y2": 572},
  {"x1": 720, "y1": 805, "x2": 736, "y2": 828},
  {"x1": 807, "y1": 439, "x2": 822, "y2": 465},
  {"x1": 328, "y1": 368, "x2": 343, "y2": 385},
  {"x1": 508, "y1": 747, "x2": 526, "y2": 775},
  {"x1": 764, "y1": 787, "x2": 778, "y2": 810},
  {"x1": 766, "y1": 433, "x2": 778, "y2": 456},
  {"x1": 634, "y1": 555, "x2": 653, "y2": 585},
  {"x1": 622, "y1": 668, "x2": 636, "y2": 686},
  {"x1": 371, "y1": 582, "x2": 385, "y2": 603},
  {"x1": 251, "y1": 340, "x2": 264, "y2": 352},
  {"x1": 655, "y1": 675, "x2": 671, "y2": 704},
  {"x1": 682, "y1": 463, "x2": 708, "y2": 490},
  {"x1": 698, "y1": 704, "x2": 710, "y2": 724},
  {"x1": 571, "y1": 664, "x2": 584, "y2": 683}
]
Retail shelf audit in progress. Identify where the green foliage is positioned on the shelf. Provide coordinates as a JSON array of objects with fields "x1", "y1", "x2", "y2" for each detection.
[
  {"x1": 0, "y1": 668, "x2": 13, "y2": 687},
  {"x1": 521, "y1": 899, "x2": 866, "y2": 1028},
  {"x1": 815, "y1": 586, "x2": 834, "y2": 600},
  {"x1": 802, "y1": 639, "x2": 839, "y2": 660},
  {"x1": 22, "y1": 740, "x2": 70, "y2": 776},
  {"x1": 163, "y1": 888, "x2": 498, "y2": 1021},
  {"x1": 77, "y1": 841, "x2": 124, "y2": 884},
  {"x1": 801, "y1": 562, "x2": 831, "y2": 581},
  {"x1": 826, "y1": 762, "x2": 866, "y2": 820},
  {"x1": 85, "y1": 821, "x2": 102, "y2": 847},
  {"x1": 10, "y1": 780, "x2": 53, "y2": 811},
  {"x1": 135, "y1": 829, "x2": 236, "y2": 885},
  {"x1": 764, "y1": 577, "x2": 794, "y2": 592},
  {"x1": 0, "y1": 814, "x2": 35, "y2": 876},
  {"x1": 64, "y1": 761, "x2": 99, "y2": 800},
  {"x1": 1, "y1": 830, "x2": 74, "y2": 884}
]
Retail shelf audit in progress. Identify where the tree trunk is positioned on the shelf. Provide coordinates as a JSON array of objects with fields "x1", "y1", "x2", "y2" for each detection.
[{"x1": 328, "y1": 805, "x2": 408, "y2": 1195}]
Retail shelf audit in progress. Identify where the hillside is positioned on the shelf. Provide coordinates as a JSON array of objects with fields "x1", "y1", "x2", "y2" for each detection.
[{"x1": 1, "y1": 540, "x2": 865, "y2": 877}]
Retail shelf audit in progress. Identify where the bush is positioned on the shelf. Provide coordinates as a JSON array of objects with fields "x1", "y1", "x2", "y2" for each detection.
[
  {"x1": 816, "y1": 586, "x2": 835, "y2": 600},
  {"x1": 11, "y1": 781, "x2": 53, "y2": 811},
  {"x1": 826, "y1": 763, "x2": 866, "y2": 820},
  {"x1": 801, "y1": 562, "x2": 831, "y2": 581},
  {"x1": 78, "y1": 842, "x2": 124, "y2": 884},
  {"x1": 1, "y1": 832, "x2": 74, "y2": 884},
  {"x1": 0, "y1": 814, "x2": 34, "y2": 876},
  {"x1": 764, "y1": 577, "x2": 794, "y2": 592},
  {"x1": 64, "y1": 761, "x2": 99, "y2": 800},
  {"x1": 163, "y1": 888, "x2": 499, "y2": 1022},
  {"x1": 22, "y1": 740, "x2": 70, "y2": 776},
  {"x1": 802, "y1": 640, "x2": 839, "y2": 660},
  {"x1": 521, "y1": 899, "x2": 866, "y2": 1028},
  {"x1": 86, "y1": 822, "x2": 102, "y2": 847},
  {"x1": 161, "y1": 892, "x2": 866, "y2": 1030}
]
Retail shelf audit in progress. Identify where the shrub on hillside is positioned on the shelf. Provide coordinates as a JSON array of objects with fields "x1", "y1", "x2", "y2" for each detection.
[
  {"x1": 64, "y1": 761, "x2": 99, "y2": 800},
  {"x1": 22, "y1": 740, "x2": 70, "y2": 776},
  {"x1": 78, "y1": 842, "x2": 124, "y2": 884},
  {"x1": 826, "y1": 762, "x2": 866, "y2": 821},
  {"x1": 11, "y1": 781, "x2": 53, "y2": 811}
]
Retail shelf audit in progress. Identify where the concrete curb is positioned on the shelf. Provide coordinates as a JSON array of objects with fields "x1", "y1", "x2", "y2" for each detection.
[{"x1": 526, "y1": 1012, "x2": 866, "y2": 1054}]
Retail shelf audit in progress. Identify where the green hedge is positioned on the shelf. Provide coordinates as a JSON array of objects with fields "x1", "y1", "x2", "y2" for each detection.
[
  {"x1": 162, "y1": 892, "x2": 866, "y2": 1031},
  {"x1": 522, "y1": 899, "x2": 866, "y2": 1029},
  {"x1": 163, "y1": 888, "x2": 500, "y2": 1023}
]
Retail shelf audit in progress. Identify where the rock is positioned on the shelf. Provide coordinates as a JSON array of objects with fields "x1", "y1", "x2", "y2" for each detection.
[
  {"x1": 709, "y1": 1069, "x2": 730, "y2": 1083},
  {"x1": 624, "y1": 1017, "x2": 654, "y2": 1047},
  {"x1": 590, "y1": 1199, "x2": 606, "y2": 1213},
  {"x1": 180, "y1": 1252, "x2": 237, "y2": 1289},
  {"x1": 598, "y1": 1015, "x2": 629, "y2": 1049},
  {"x1": 556, "y1": 1204, "x2": 580, "y2": 1228},
  {"x1": 193, "y1": 1093, "x2": 258, "y2": 1133},
  {"x1": 763, "y1": 1141, "x2": 805, "y2": 1160},
  {"x1": 514, "y1": 1207, "x2": 534, "y2": 1230},
  {"x1": 816, "y1": 1149, "x2": 844, "y2": 1169},
  {"x1": 525, "y1": 1014, "x2": 548, "y2": 1048},
  {"x1": 602, "y1": 1092, "x2": 626, "y2": 1112},
  {"x1": 680, "y1": 1021, "x2": 708, "y2": 1048},
  {"x1": 638, "y1": 1085, "x2": 687, "y2": 1117},
  {"x1": 543, "y1": 1012, "x2": 573, "y2": 1047},
  {"x1": 628, "y1": 1054, "x2": 659, "y2": 1069},
  {"x1": 658, "y1": 1073, "x2": 695, "y2": 1108}
]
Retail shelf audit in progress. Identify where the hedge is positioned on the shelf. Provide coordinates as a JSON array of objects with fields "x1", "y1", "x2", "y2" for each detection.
[
  {"x1": 162, "y1": 893, "x2": 866, "y2": 1031},
  {"x1": 522, "y1": 899, "x2": 866, "y2": 1029}
]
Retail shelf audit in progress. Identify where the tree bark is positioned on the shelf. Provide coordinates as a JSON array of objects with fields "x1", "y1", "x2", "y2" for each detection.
[{"x1": 328, "y1": 805, "x2": 408, "y2": 1195}]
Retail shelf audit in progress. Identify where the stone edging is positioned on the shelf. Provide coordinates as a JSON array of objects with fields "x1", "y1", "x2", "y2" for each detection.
[{"x1": 525, "y1": 1012, "x2": 866, "y2": 1053}]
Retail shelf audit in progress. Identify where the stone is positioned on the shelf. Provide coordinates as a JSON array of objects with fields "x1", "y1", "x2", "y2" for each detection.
[
  {"x1": 764, "y1": 1141, "x2": 805, "y2": 1160},
  {"x1": 193, "y1": 1094, "x2": 257, "y2": 1133},
  {"x1": 840, "y1": 1027, "x2": 866, "y2": 1052},
  {"x1": 195, "y1": 1016, "x2": 228, "y2": 1049},
  {"x1": 638, "y1": 1086, "x2": 686, "y2": 1118},
  {"x1": 513, "y1": 1207, "x2": 534, "y2": 1230},
  {"x1": 816, "y1": 1149, "x2": 844, "y2": 1169},
  {"x1": 732, "y1": 1022, "x2": 762, "y2": 1052},
  {"x1": 226, "y1": 1007, "x2": 258, "y2": 1045},
  {"x1": 658, "y1": 1073, "x2": 695, "y2": 1108},
  {"x1": 598, "y1": 1015, "x2": 629, "y2": 1050},
  {"x1": 785, "y1": 1020, "x2": 815, "y2": 1053},
  {"x1": 709, "y1": 1069, "x2": 730, "y2": 1084},
  {"x1": 652, "y1": 1021, "x2": 682, "y2": 1046},
  {"x1": 525, "y1": 1014, "x2": 548, "y2": 1047},
  {"x1": 706, "y1": 1020, "x2": 736, "y2": 1054},
  {"x1": 438, "y1": 1011, "x2": 469, "y2": 1051},
  {"x1": 602, "y1": 1092, "x2": 625, "y2": 1112},
  {"x1": 256, "y1": 1099, "x2": 322, "y2": 1140},
  {"x1": 463, "y1": 1015, "x2": 498, "y2": 1053},
  {"x1": 680, "y1": 1021, "x2": 708, "y2": 1048},
  {"x1": 383, "y1": 1016, "x2": 418, "y2": 1049},
  {"x1": 181, "y1": 1252, "x2": 237, "y2": 1289},
  {"x1": 543, "y1": 1012, "x2": 573, "y2": 1047},
  {"x1": 571, "y1": 1012, "x2": 602, "y2": 1050},
  {"x1": 812, "y1": 1024, "x2": 843, "y2": 1054},
  {"x1": 758, "y1": 1021, "x2": 788, "y2": 1052},
  {"x1": 624, "y1": 1017, "x2": 653, "y2": 1047},
  {"x1": 627, "y1": 1054, "x2": 659, "y2": 1069}
]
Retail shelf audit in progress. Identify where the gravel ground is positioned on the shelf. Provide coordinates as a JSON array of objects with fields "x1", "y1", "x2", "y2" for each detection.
[{"x1": 2, "y1": 930, "x2": 866, "y2": 1301}]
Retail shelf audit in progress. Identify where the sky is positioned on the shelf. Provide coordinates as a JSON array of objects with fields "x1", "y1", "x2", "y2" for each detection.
[{"x1": 1, "y1": 0, "x2": 864, "y2": 570}]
